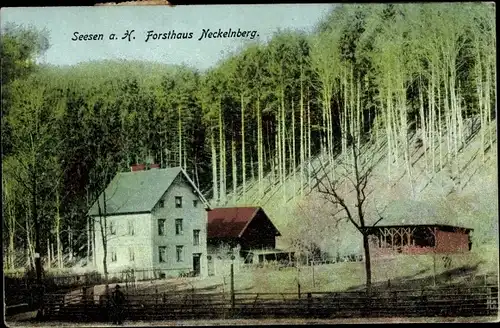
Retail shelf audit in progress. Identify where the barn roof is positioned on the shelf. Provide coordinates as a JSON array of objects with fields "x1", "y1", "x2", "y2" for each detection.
[
  {"x1": 368, "y1": 199, "x2": 473, "y2": 230},
  {"x1": 207, "y1": 207, "x2": 280, "y2": 238},
  {"x1": 87, "y1": 167, "x2": 210, "y2": 217}
]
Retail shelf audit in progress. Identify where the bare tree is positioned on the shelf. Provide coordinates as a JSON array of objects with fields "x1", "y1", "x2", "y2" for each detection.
[
  {"x1": 89, "y1": 149, "x2": 121, "y2": 286},
  {"x1": 311, "y1": 133, "x2": 385, "y2": 291}
]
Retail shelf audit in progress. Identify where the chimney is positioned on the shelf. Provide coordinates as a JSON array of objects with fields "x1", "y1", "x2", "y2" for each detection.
[
  {"x1": 150, "y1": 163, "x2": 160, "y2": 169},
  {"x1": 131, "y1": 164, "x2": 146, "y2": 172}
]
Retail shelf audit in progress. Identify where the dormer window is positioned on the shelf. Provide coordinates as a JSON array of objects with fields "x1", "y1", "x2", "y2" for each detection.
[
  {"x1": 175, "y1": 196, "x2": 182, "y2": 208},
  {"x1": 159, "y1": 200, "x2": 165, "y2": 208}
]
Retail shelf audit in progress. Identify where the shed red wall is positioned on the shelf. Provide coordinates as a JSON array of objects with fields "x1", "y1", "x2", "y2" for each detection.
[
  {"x1": 435, "y1": 230, "x2": 469, "y2": 253},
  {"x1": 370, "y1": 243, "x2": 435, "y2": 258},
  {"x1": 369, "y1": 227, "x2": 470, "y2": 258}
]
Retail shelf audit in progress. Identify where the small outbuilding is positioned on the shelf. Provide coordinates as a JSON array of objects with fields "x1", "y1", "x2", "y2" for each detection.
[
  {"x1": 364, "y1": 219, "x2": 473, "y2": 258},
  {"x1": 207, "y1": 206, "x2": 287, "y2": 274}
]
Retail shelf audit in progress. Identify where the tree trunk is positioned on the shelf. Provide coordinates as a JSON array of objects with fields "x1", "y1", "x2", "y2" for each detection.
[
  {"x1": 210, "y1": 127, "x2": 219, "y2": 202},
  {"x1": 47, "y1": 239, "x2": 51, "y2": 269},
  {"x1": 98, "y1": 194, "x2": 109, "y2": 283},
  {"x1": 55, "y1": 192, "x2": 62, "y2": 269},
  {"x1": 68, "y1": 225, "x2": 73, "y2": 262},
  {"x1": 87, "y1": 217, "x2": 90, "y2": 266},
  {"x1": 281, "y1": 88, "x2": 287, "y2": 203},
  {"x1": 307, "y1": 88, "x2": 312, "y2": 189},
  {"x1": 420, "y1": 79, "x2": 428, "y2": 174},
  {"x1": 92, "y1": 218, "x2": 96, "y2": 267},
  {"x1": 4, "y1": 181, "x2": 16, "y2": 269},
  {"x1": 183, "y1": 139, "x2": 187, "y2": 171},
  {"x1": 26, "y1": 217, "x2": 35, "y2": 269},
  {"x1": 257, "y1": 94, "x2": 263, "y2": 197},
  {"x1": 232, "y1": 138, "x2": 237, "y2": 202},
  {"x1": 8, "y1": 214, "x2": 15, "y2": 269},
  {"x1": 291, "y1": 98, "x2": 296, "y2": 196},
  {"x1": 178, "y1": 106, "x2": 183, "y2": 167},
  {"x1": 362, "y1": 233, "x2": 372, "y2": 292},
  {"x1": 300, "y1": 70, "x2": 305, "y2": 195},
  {"x1": 218, "y1": 97, "x2": 226, "y2": 204},
  {"x1": 241, "y1": 94, "x2": 246, "y2": 201}
]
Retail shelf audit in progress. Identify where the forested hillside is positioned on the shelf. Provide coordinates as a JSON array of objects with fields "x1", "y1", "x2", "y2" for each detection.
[{"x1": 2, "y1": 3, "x2": 496, "y2": 270}]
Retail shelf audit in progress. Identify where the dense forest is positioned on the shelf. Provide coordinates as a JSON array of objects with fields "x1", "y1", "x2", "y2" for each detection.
[{"x1": 2, "y1": 3, "x2": 496, "y2": 271}]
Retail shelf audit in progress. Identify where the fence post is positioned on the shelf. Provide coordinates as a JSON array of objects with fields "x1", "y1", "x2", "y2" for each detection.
[
  {"x1": 312, "y1": 262, "x2": 315, "y2": 288},
  {"x1": 83, "y1": 286, "x2": 88, "y2": 319},
  {"x1": 191, "y1": 286, "x2": 195, "y2": 317},
  {"x1": 307, "y1": 293, "x2": 312, "y2": 317},
  {"x1": 230, "y1": 263, "x2": 235, "y2": 317}
]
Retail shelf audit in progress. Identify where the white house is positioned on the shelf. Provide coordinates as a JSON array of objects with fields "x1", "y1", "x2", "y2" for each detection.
[{"x1": 87, "y1": 165, "x2": 210, "y2": 279}]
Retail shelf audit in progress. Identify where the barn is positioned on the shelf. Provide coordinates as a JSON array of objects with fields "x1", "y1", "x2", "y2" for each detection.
[
  {"x1": 364, "y1": 220, "x2": 473, "y2": 258},
  {"x1": 207, "y1": 207, "x2": 291, "y2": 275}
]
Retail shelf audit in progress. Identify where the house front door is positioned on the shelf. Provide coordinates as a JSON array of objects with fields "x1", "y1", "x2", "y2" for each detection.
[{"x1": 193, "y1": 253, "x2": 201, "y2": 276}]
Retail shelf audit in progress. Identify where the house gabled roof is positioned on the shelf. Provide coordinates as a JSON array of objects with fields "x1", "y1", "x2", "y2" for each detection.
[
  {"x1": 207, "y1": 206, "x2": 281, "y2": 239},
  {"x1": 88, "y1": 167, "x2": 210, "y2": 217}
]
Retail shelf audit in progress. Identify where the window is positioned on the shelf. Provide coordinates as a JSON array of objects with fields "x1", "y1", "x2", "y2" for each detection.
[
  {"x1": 158, "y1": 199, "x2": 165, "y2": 208},
  {"x1": 193, "y1": 199, "x2": 198, "y2": 208},
  {"x1": 175, "y1": 219, "x2": 183, "y2": 235},
  {"x1": 129, "y1": 248, "x2": 135, "y2": 262},
  {"x1": 109, "y1": 221, "x2": 116, "y2": 235},
  {"x1": 176, "y1": 246, "x2": 184, "y2": 262},
  {"x1": 159, "y1": 246, "x2": 167, "y2": 263},
  {"x1": 158, "y1": 219, "x2": 166, "y2": 236},
  {"x1": 128, "y1": 220, "x2": 135, "y2": 236},
  {"x1": 193, "y1": 230, "x2": 200, "y2": 246},
  {"x1": 111, "y1": 250, "x2": 117, "y2": 262},
  {"x1": 175, "y1": 196, "x2": 182, "y2": 208}
]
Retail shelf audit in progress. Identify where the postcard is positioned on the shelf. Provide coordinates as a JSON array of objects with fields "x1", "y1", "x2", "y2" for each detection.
[{"x1": 2, "y1": 2, "x2": 498, "y2": 326}]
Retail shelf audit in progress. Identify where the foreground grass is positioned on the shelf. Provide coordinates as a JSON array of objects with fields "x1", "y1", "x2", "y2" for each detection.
[{"x1": 122, "y1": 243, "x2": 497, "y2": 296}]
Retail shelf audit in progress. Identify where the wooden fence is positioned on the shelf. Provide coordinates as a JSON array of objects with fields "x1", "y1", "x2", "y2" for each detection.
[{"x1": 40, "y1": 285, "x2": 498, "y2": 321}]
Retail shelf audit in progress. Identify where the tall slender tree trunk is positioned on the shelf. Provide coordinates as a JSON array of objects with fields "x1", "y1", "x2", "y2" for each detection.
[
  {"x1": 291, "y1": 99, "x2": 296, "y2": 196},
  {"x1": 300, "y1": 71, "x2": 305, "y2": 195},
  {"x1": 92, "y1": 218, "x2": 96, "y2": 267},
  {"x1": 241, "y1": 94, "x2": 246, "y2": 201},
  {"x1": 178, "y1": 106, "x2": 183, "y2": 167},
  {"x1": 281, "y1": 88, "x2": 287, "y2": 203},
  {"x1": 47, "y1": 239, "x2": 51, "y2": 269},
  {"x1": 68, "y1": 225, "x2": 73, "y2": 262},
  {"x1": 485, "y1": 57, "x2": 493, "y2": 151},
  {"x1": 420, "y1": 78, "x2": 428, "y2": 174},
  {"x1": 257, "y1": 94, "x2": 264, "y2": 196},
  {"x1": 26, "y1": 216, "x2": 35, "y2": 269},
  {"x1": 211, "y1": 127, "x2": 219, "y2": 202},
  {"x1": 218, "y1": 98, "x2": 226, "y2": 204},
  {"x1": 307, "y1": 88, "x2": 312, "y2": 189},
  {"x1": 4, "y1": 182, "x2": 16, "y2": 269},
  {"x1": 437, "y1": 83, "x2": 443, "y2": 171},
  {"x1": 277, "y1": 106, "x2": 282, "y2": 189},
  {"x1": 232, "y1": 138, "x2": 237, "y2": 202},
  {"x1": 386, "y1": 87, "x2": 392, "y2": 180}
]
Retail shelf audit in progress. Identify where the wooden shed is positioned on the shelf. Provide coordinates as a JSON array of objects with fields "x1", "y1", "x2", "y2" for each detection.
[{"x1": 364, "y1": 222, "x2": 473, "y2": 257}]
